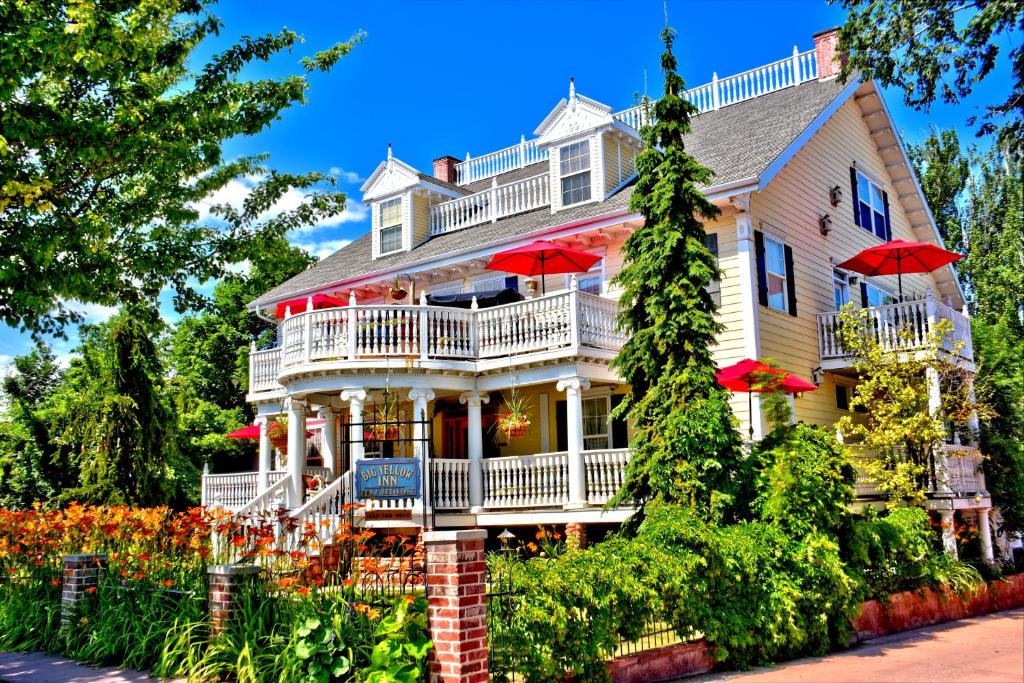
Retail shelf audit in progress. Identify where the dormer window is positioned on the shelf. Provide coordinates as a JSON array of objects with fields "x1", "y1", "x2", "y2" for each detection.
[
  {"x1": 559, "y1": 140, "x2": 592, "y2": 206},
  {"x1": 379, "y1": 198, "x2": 403, "y2": 254}
]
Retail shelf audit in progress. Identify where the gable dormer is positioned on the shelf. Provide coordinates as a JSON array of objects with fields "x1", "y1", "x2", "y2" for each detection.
[
  {"x1": 360, "y1": 145, "x2": 464, "y2": 259},
  {"x1": 534, "y1": 79, "x2": 641, "y2": 213}
]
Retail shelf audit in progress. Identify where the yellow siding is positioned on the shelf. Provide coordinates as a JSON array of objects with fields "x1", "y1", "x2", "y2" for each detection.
[
  {"x1": 411, "y1": 193, "x2": 430, "y2": 247},
  {"x1": 752, "y1": 98, "x2": 949, "y2": 428}
]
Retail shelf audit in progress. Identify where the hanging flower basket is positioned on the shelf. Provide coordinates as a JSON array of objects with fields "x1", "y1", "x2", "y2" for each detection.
[
  {"x1": 390, "y1": 276, "x2": 408, "y2": 300},
  {"x1": 499, "y1": 417, "x2": 531, "y2": 440},
  {"x1": 268, "y1": 421, "x2": 289, "y2": 451},
  {"x1": 497, "y1": 391, "x2": 532, "y2": 440},
  {"x1": 370, "y1": 424, "x2": 400, "y2": 441}
]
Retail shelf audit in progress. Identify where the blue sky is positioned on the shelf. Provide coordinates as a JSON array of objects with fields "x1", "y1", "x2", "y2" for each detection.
[{"x1": 0, "y1": 0, "x2": 1015, "y2": 369}]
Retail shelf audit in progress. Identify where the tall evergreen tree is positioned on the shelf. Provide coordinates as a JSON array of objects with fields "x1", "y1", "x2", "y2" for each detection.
[
  {"x1": 908, "y1": 129, "x2": 969, "y2": 250},
  {"x1": 611, "y1": 28, "x2": 744, "y2": 522}
]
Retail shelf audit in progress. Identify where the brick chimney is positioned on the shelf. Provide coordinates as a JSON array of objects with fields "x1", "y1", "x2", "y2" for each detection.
[
  {"x1": 813, "y1": 27, "x2": 846, "y2": 80},
  {"x1": 432, "y1": 156, "x2": 461, "y2": 185}
]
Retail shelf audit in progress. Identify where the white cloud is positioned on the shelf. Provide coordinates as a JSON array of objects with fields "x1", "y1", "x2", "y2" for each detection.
[
  {"x1": 0, "y1": 354, "x2": 13, "y2": 378},
  {"x1": 193, "y1": 174, "x2": 369, "y2": 233},
  {"x1": 294, "y1": 238, "x2": 352, "y2": 261},
  {"x1": 72, "y1": 301, "x2": 119, "y2": 324},
  {"x1": 330, "y1": 167, "x2": 364, "y2": 184}
]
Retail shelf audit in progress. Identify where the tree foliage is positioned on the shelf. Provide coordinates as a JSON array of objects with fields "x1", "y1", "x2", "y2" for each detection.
[
  {"x1": 908, "y1": 128, "x2": 970, "y2": 249},
  {"x1": 835, "y1": 0, "x2": 1024, "y2": 155},
  {"x1": 0, "y1": 0, "x2": 361, "y2": 336},
  {"x1": 610, "y1": 28, "x2": 744, "y2": 521}
]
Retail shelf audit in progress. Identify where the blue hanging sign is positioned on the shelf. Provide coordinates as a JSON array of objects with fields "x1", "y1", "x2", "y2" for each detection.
[{"x1": 355, "y1": 458, "x2": 421, "y2": 500}]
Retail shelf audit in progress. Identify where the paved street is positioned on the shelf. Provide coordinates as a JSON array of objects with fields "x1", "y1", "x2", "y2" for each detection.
[{"x1": 687, "y1": 609, "x2": 1024, "y2": 683}]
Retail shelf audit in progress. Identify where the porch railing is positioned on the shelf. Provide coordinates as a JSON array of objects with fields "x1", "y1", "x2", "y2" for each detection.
[
  {"x1": 202, "y1": 468, "x2": 330, "y2": 511},
  {"x1": 584, "y1": 448, "x2": 631, "y2": 504},
  {"x1": 849, "y1": 444, "x2": 986, "y2": 499},
  {"x1": 816, "y1": 295, "x2": 974, "y2": 363},
  {"x1": 249, "y1": 347, "x2": 282, "y2": 393},
  {"x1": 267, "y1": 289, "x2": 622, "y2": 381},
  {"x1": 454, "y1": 136, "x2": 548, "y2": 185}
]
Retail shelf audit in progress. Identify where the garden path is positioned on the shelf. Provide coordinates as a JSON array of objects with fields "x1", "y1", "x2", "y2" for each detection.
[
  {"x1": 683, "y1": 608, "x2": 1023, "y2": 683},
  {"x1": 0, "y1": 651, "x2": 183, "y2": 683}
]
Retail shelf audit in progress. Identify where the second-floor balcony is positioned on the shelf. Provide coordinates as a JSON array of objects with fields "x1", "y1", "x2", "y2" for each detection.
[
  {"x1": 815, "y1": 295, "x2": 974, "y2": 371},
  {"x1": 249, "y1": 289, "x2": 626, "y2": 395}
]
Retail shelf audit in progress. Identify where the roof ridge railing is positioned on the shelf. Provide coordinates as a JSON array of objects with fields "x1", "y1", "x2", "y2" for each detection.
[{"x1": 454, "y1": 46, "x2": 818, "y2": 186}]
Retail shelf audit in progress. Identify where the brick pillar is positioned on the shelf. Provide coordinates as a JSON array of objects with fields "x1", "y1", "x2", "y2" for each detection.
[
  {"x1": 424, "y1": 529, "x2": 488, "y2": 683},
  {"x1": 813, "y1": 26, "x2": 846, "y2": 80},
  {"x1": 433, "y1": 156, "x2": 461, "y2": 184},
  {"x1": 208, "y1": 564, "x2": 263, "y2": 635},
  {"x1": 61, "y1": 553, "x2": 106, "y2": 627},
  {"x1": 566, "y1": 522, "x2": 587, "y2": 549}
]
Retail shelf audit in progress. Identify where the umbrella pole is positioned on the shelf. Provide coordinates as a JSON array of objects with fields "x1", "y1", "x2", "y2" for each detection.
[
  {"x1": 748, "y1": 390, "x2": 754, "y2": 441},
  {"x1": 897, "y1": 252, "x2": 903, "y2": 302},
  {"x1": 540, "y1": 252, "x2": 546, "y2": 295}
]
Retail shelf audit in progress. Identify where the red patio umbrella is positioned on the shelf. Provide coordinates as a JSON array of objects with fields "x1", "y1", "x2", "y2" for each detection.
[
  {"x1": 716, "y1": 359, "x2": 818, "y2": 438},
  {"x1": 485, "y1": 240, "x2": 602, "y2": 294},
  {"x1": 836, "y1": 240, "x2": 963, "y2": 302},
  {"x1": 274, "y1": 293, "x2": 346, "y2": 319}
]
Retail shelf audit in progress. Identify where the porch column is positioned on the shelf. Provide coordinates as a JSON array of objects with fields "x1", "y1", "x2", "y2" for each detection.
[
  {"x1": 978, "y1": 508, "x2": 995, "y2": 565},
  {"x1": 256, "y1": 415, "x2": 272, "y2": 494},
  {"x1": 940, "y1": 509, "x2": 958, "y2": 558},
  {"x1": 558, "y1": 377, "x2": 590, "y2": 509},
  {"x1": 965, "y1": 373, "x2": 981, "y2": 446},
  {"x1": 460, "y1": 390, "x2": 490, "y2": 511},
  {"x1": 341, "y1": 389, "x2": 367, "y2": 470},
  {"x1": 285, "y1": 397, "x2": 307, "y2": 508},
  {"x1": 410, "y1": 389, "x2": 436, "y2": 517},
  {"x1": 734, "y1": 200, "x2": 764, "y2": 440},
  {"x1": 319, "y1": 406, "x2": 337, "y2": 479}
]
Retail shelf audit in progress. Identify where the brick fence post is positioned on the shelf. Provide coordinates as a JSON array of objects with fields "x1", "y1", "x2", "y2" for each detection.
[
  {"x1": 61, "y1": 553, "x2": 106, "y2": 627},
  {"x1": 423, "y1": 529, "x2": 488, "y2": 683},
  {"x1": 207, "y1": 564, "x2": 263, "y2": 635}
]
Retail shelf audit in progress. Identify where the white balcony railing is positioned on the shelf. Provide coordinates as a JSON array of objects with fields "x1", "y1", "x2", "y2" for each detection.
[
  {"x1": 261, "y1": 289, "x2": 624, "y2": 385},
  {"x1": 849, "y1": 445, "x2": 986, "y2": 499},
  {"x1": 430, "y1": 173, "x2": 550, "y2": 235},
  {"x1": 202, "y1": 469, "x2": 314, "y2": 511},
  {"x1": 584, "y1": 448, "x2": 631, "y2": 505},
  {"x1": 454, "y1": 136, "x2": 548, "y2": 185},
  {"x1": 249, "y1": 347, "x2": 282, "y2": 393},
  {"x1": 816, "y1": 295, "x2": 974, "y2": 364}
]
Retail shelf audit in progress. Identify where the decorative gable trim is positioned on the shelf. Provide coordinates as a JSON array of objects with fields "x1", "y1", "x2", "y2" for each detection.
[
  {"x1": 360, "y1": 147, "x2": 421, "y2": 201},
  {"x1": 534, "y1": 80, "x2": 618, "y2": 147}
]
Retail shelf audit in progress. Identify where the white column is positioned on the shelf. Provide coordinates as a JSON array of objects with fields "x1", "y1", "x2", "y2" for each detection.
[
  {"x1": 285, "y1": 397, "x2": 307, "y2": 509},
  {"x1": 319, "y1": 406, "x2": 337, "y2": 479},
  {"x1": 341, "y1": 389, "x2": 366, "y2": 471},
  {"x1": 408, "y1": 389, "x2": 436, "y2": 462},
  {"x1": 978, "y1": 508, "x2": 995, "y2": 565},
  {"x1": 940, "y1": 509, "x2": 958, "y2": 558},
  {"x1": 558, "y1": 377, "x2": 591, "y2": 509},
  {"x1": 734, "y1": 200, "x2": 763, "y2": 440},
  {"x1": 257, "y1": 415, "x2": 272, "y2": 494},
  {"x1": 460, "y1": 390, "x2": 490, "y2": 511}
]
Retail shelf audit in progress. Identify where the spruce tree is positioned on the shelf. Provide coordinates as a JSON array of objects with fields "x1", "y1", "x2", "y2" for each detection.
[{"x1": 611, "y1": 28, "x2": 744, "y2": 522}]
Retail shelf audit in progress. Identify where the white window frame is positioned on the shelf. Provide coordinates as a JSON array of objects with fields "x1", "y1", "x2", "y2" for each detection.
[
  {"x1": 472, "y1": 274, "x2": 505, "y2": 293},
  {"x1": 558, "y1": 140, "x2": 592, "y2": 207},
  {"x1": 856, "y1": 170, "x2": 887, "y2": 240},
  {"x1": 833, "y1": 269, "x2": 851, "y2": 311},
  {"x1": 566, "y1": 249, "x2": 605, "y2": 295},
  {"x1": 864, "y1": 282, "x2": 896, "y2": 308},
  {"x1": 581, "y1": 394, "x2": 611, "y2": 451},
  {"x1": 764, "y1": 234, "x2": 788, "y2": 313},
  {"x1": 378, "y1": 197, "x2": 403, "y2": 255},
  {"x1": 429, "y1": 282, "x2": 463, "y2": 297}
]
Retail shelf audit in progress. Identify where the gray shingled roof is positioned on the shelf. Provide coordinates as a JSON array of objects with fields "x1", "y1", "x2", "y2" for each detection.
[{"x1": 251, "y1": 77, "x2": 848, "y2": 308}]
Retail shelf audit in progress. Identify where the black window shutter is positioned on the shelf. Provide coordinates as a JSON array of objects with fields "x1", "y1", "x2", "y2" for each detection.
[
  {"x1": 754, "y1": 230, "x2": 769, "y2": 307},
  {"x1": 555, "y1": 400, "x2": 567, "y2": 452},
  {"x1": 610, "y1": 394, "x2": 628, "y2": 449},
  {"x1": 860, "y1": 281, "x2": 869, "y2": 307},
  {"x1": 504, "y1": 275, "x2": 519, "y2": 290},
  {"x1": 705, "y1": 232, "x2": 719, "y2": 257},
  {"x1": 849, "y1": 167, "x2": 860, "y2": 227},
  {"x1": 882, "y1": 191, "x2": 892, "y2": 242},
  {"x1": 784, "y1": 244, "x2": 797, "y2": 317}
]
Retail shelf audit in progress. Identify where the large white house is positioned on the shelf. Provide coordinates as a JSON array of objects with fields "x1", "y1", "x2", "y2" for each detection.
[{"x1": 202, "y1": 28, "x2": 1003, "y2": 562}]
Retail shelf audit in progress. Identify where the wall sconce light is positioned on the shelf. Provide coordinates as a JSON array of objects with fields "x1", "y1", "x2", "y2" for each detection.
[
  {"x1": 811, "y1": 367, "x2": 824, "y2": 386},
  {"x1": 818, "y1": 213, "x2": 832, "y2": 236},
  {"x1": 829, "y1": 185, "x2": 843, "y2": 206},
  {"x1": 848, "y1": 276, "x2": 859, "y2": 286}
]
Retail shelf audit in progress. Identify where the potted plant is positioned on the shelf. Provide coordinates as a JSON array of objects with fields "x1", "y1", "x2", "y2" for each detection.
[
  {"x1": 268, "y1": 416, "x2": 289, "y2": 452},
  {"x1": 389, "y1": 276, "x2": 408, "y2": 301},
  {"x1": 369, "y1": 395, "x2": 401, "y2": 441},
  {"x1": 498, "y1": 391, "x2": 531, "y2": 440}
]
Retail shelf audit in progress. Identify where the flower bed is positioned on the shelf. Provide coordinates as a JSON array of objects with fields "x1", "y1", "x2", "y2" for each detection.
[{"x1": 0, "y1": 504, "x2": 432, "y2": 681}]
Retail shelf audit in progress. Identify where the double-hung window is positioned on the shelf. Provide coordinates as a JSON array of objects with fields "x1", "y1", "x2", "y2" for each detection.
[
  {"x1": 764, "y1": 235, "x2": 788, "y2": 313},
  {"x1": 863, "y1": 283, "x2": 895, "y2": 308},
  {"x1": 576, "y1": 256, "x2": 603, "y2": 295},
  {"x1": 378, "y1": 198, "x2": 403, "y2": 254},
  {"x1": 833, "y1": 269, "x2": 851, "y2": 311},
  {"x1": 854, "y1": 169, "x2": 889, "y2": 240},
  {"x1": 582, "y1": 396, "x2": 610, "y2": 450},
  {"x1": 559, "y1": 140, "x2": 592, "y2": 206}
]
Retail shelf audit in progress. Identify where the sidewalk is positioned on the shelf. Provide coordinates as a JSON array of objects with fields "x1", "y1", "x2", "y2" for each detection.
[
  {"x1": 683, "y1": 608, "x2": 1024, "y2": 683},
  {"x1": 0, "y1": 651, "x2": 181, "y2": 683}
]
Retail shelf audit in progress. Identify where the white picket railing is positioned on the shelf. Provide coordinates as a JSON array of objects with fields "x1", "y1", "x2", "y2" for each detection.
[
  {"x1": 249, "y1": 347, "x2": 282, "y2": 393},
  {"x1": 201, "y1": 473, "x2": 258, "y2": 509},
  {"x1": 482, "y1": 452, "x2": 569, "y2": 508},
  {"x1": 848, "y1": 445, "x2": 986, "y2": 499},
  {"x1": 233, "y1": 475, "x2": 290, "y2": 519},
  {"x1": 455, "y1": 136, "x2": 549, "y2": 185},
  {"x1": 817, "y1": 296, "x2": 974, "y2": 363},
  {"x1": 430, "y1": 173, "x2": 550, "y2": 235},
  {"x1": 615, "y1": 47, "x2": 818, "y2": 130},
  {"x1": 584, "y1": 448, "x2": 631, "y2": 505},
  {"x1": 287, "y1": 473, "x2": 353, "y2": 551},
  {"x1": 431, "y1": 459, "x2": 471, "y2": 510},
  {"x1": 262, "y1": 288, "x2": 623, "y2": 383}
]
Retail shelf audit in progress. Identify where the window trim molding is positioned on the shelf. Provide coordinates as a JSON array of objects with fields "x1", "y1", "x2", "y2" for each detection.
[
  {"x1": 557, "y1": 138, "x2": 594, "y2": 208},
  {"x1": 376, "y1": 195, "x2": 405, "y2": 257},
  {"x1": 763, "y1": 233, "x2": 789, "y2": 314}
]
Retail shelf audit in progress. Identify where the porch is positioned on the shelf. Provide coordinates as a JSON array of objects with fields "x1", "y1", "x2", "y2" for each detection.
[
  {"x1": 849, "y1": 444, "x2": 989, "y2": 504},
  {"x1": 248, "y1": 286, "x2": 626, "y2": 397},
  {"x1": 816, "y1": 293, "x2": 974, "y2": 371}
]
